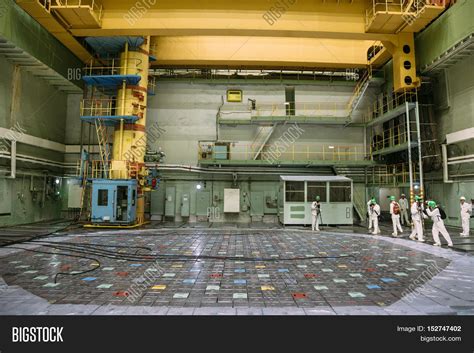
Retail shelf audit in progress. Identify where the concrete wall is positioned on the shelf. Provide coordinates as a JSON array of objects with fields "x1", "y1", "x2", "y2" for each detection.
[
  {"x1": 138, "y1": 81, "x2": 371, "y2": 222},
  {"x1": 60, "y1": 80, "x2": 375, "y2": 223},
  {"x1": 146, "y1": 81, "x2": 374, "y2": 165},
  {"x1": 0, "y1": 54, "x2": 68, "y2": 227},
  {"x1": 424, "y1": 54, "x2": 474, "y2": 230},
  {"x1": 416, "y1": 0, "x2": 474, "y2": 69},
  {"x1": 151, "y1": 177, "x2": 282, "y2": 223}
]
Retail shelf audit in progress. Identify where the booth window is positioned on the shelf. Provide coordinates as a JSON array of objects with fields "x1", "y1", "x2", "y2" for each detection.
[
  {"x1": 285, "y1": 181, "x2": 304, "y2": 202},
  {"x1": 329, "y1": 182, "x2": 351, "y2": 202},
  {"x1": 98, "y1": 189, "x2": 108, "y2": 206},
  {"x1": 307, "y1": 182, "x2": 327, "y2": 202}
]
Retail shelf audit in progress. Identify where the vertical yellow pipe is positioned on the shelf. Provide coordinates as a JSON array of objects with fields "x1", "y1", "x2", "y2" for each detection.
[
  {"x1": 124, "y1": 42, "x2": 129, "y2": 73},
  {"x1": 119, "y1": 118, "x2": 124, "y2": 161}
]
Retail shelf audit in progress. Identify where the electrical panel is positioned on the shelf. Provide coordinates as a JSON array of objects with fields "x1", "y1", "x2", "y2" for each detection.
[
  {"x1": 196, "y1": 191, "x2": 211, "y2": 216},
  {"x1": 67, "y1": 183, "x2": 82, "y2": 208},
  {"x1": 150, "y1": 188, "x2": 165, "y2": 216},
  {"x1": 165, "y1": 187, "x2": 176, "y2": 217},
  {"x1": 181, "y1": 193, "x2": 190, "y2": 217},
  {"x1": 214, "y1": 143, "x2": 229, "y2": 160},
  {"x1": 0, "y1": 179, "x2": 12, "y2": 215},
  {"x1": 224, "y1": 188, "x2": 240, "y2": 213},
  {"x1": 250, "y1": 191, "x2": 264, "y2": 216}
]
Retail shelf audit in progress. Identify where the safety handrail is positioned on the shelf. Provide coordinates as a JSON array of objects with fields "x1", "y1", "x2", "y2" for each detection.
[
  {"x1": 366, "y1": 0, "x2": 446, "y2": 29},
  {"x1": 253, "y1": 101, "x2": 350, "y2": 117},
  {"x1": 80, "y1": 98, "x2": 145, "y2": 117},
  {"x1": 366, "y1": 162, "x2": 419, "y2": 185},
  {"x1": 83, "y1": 58, "x2": 144, "y2": 77},
  {"x1": 198, "y1": 143, "x2": 369, "y2": 161},
  {"x1": 346, "y1": 66, "x2": 372, "y2": 112},
  {"x1": 363, "y1": 90, "x2": 418, "y2": 124}
]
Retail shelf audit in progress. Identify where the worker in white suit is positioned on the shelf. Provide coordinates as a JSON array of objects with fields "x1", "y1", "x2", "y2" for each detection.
[
  {"x1": 367, "y1": 196, "x2": 375, "y2": 231},
  {"x1": 368, "y1": 199, "x2": 381, "y2": 235},
  {"x1": 425, "y1": 200, "x2": 453, "y2": 247},
  {"x1": 389, "y1": 196, "x2": 403, "y2": 237},
  {"x1": 311, "y1": 196, "x2": 321, "y2": 232},
  {"x1": 409, "y1": 196, "x2": 427, "y2": 242},
  {"x1": 460, "y1": 196, "x2": 472, "y2": 237},
  {"x1": 399, "y1": 194, "x2": 410, "y2": 225}
]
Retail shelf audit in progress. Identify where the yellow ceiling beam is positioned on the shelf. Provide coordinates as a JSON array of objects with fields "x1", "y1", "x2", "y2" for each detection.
[
  {"x1": 150, "y1": 36, "x2": 373, "y2": 69},
  {"x1": 69, "y1": 0, "x2": 398, "y2": 43}
]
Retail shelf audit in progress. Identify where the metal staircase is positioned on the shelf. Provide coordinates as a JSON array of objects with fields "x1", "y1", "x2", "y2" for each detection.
[
  {"x1": 347, "y1": 66, "x2": 372, "y2": 116},
  {"x1": 332, "y1": 166, "x2": 367, "y2": 221},
  {"x1": 252, "y1": 123, "x2": 277, "y2": 160},
  {"x1": 352, "y1": 184, "x2": 367, "y2": 222},
  {"x1": 94, "y1": 118, "x2": 111, "y2": 178}
]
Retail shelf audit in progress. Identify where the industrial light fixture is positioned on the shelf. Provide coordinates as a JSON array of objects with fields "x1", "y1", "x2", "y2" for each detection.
[
  {"x1": 196, "y1": 183, "x2": 202, "y2": 190},
  {"x1": 328, "y1": 146, "x2": 335, "y2": 149},
  {"x1": 55, "y1": 178, "x2": 60, "y2": 185}
]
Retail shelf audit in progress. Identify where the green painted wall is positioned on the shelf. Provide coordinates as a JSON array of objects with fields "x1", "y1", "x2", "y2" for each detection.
[
  {"x1": 0, "y1": 177, "x2": 64, "y2": 227},
  {"x1": 424, "y1": 54, "x2": 474, "y2": 230},
  {"x1": 149, "y1": 172, "x2": 282, "y2": 223},
  {"x1": 0, "y1": 0, "x2": 83, "y2": 82},
  {"x1": 0, "y1": 38, "x2": 68, "y2": 227},
  {"x1": 0, "y1": 56, "x2": 68, "y2": 142},
  {"x1": 416, "y1": 0, "x2": 474, "y2": 69}
]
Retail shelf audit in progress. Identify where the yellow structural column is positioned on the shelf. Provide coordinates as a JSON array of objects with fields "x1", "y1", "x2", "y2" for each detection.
[
  {"x1": 111, "y1": 37, "x2": 151, "y2": 224},
  {"x1": 383, "y1": 33, "x2": 420, "y2": 92}
]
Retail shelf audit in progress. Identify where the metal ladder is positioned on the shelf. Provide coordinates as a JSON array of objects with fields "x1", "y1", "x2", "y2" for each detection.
[
  {"x1": 347, "y1": 65, "x2": 372, "y2": 116},
  {"x1": 94, "y1": 118, "x2": 111, "y2": 179},
  {"x1": 252, "y1": 123, "x2": 278, "y2": 160}
]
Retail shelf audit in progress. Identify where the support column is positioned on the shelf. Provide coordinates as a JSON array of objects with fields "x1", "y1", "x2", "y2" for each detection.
[
  {"x1": 405, "y1": 102, "x2": 414, "y2": 205},
  {"x1": 415, "y1": 101, "x2": 424, "y2": 199},
  {"x1": 383, "y1": 33, "x2": 420, "y2": 92},
  {"x1": 110, "y1": 37, "x2": 151, "y2": 224}
]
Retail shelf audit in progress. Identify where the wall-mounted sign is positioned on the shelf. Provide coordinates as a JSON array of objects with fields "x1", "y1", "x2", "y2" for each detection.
[{"x1": 227, "y1": 90, "x2": 242, "y2": 102}]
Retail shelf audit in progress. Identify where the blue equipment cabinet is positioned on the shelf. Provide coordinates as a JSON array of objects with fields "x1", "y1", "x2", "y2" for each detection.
[
  {"x1": 214, "y1": 144, "x2": 229, "y2": 160},
  {"x1": 91, "y1": 179, "x2": 138, "y2": 224}
]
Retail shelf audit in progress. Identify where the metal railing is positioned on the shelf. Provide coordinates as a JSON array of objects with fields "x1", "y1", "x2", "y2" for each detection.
[
  {"x1": 346, "y1": 65, "x2": 372, "y2": 112},
  {"x1": 40, "y1": 0, "x2": 52, "y2": 12},
  {"x1": 198, "y1": 143, "x2": 369, "y2": 162},
  {"x1": 367, "y1": 163, "x2": 419, "y2": 185},
  {"x1": 147, "y1": 76, "x2": 156, "y2": 95},
  {"x1": 367, "y1": 41, "x2": 384, "y2": 62},
  {"x1": 366, "y1": 0, "x2": 405, "y2": 28},
  {"x1": 370, "y1": 124, "x2": 414, "y2": 153},
  {"x1": 366, "y1": 0, "x2": 447, "y2": 29},
  {"x1": 253, "y1": 102, "x2": 350, "y2": 117},
  {"x1": 80, "y1": 98, "x2": 144, "y2": 117},
  {"x1": 363, "y1": 90, "x2": 418, "y2": 124},
  {"x1": 89, "y1": 160, "x2": 142, "y2": 179},
  {"x1": 83, "y1": 58, "x2": 144, "y2": 77},
  {"x1": 53, "y1": 0, "x2": 103, "y2": 21}
]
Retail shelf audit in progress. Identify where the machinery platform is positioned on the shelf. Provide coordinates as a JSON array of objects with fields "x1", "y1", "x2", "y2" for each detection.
[
  {"x1": 82, "y1": 75, "x2": 141, "y2": 87},
  {"x1": 80, "y1": 115, "x2": 139, "y2": 125}
]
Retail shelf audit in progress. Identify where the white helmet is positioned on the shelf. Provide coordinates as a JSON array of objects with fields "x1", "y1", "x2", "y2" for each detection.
[{"x1": 460, "y1": 196, "x2": 466, "y2": 201}]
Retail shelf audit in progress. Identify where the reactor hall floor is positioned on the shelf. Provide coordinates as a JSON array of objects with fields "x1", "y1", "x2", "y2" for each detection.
[{"x1": 0, "y1": 226, "x2": 473, "y2": 315}]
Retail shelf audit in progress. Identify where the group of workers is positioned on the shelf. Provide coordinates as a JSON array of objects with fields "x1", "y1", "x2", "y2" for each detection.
[
  {"x1": 366, "y1": 194, "x2": 472, "y2": 247},
  {"x1": 310, "y1": 194, "x2": 472, "y2": 247}
]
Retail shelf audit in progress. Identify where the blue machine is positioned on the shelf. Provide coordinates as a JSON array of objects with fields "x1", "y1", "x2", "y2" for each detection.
[{"x1": 91, "y1": 179, "x2": 137, "y2": 224}]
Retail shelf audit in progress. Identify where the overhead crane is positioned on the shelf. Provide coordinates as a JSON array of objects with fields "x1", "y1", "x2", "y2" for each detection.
[{"x1": 16, "y1": 0, "x2": 449, "y2": 91}]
